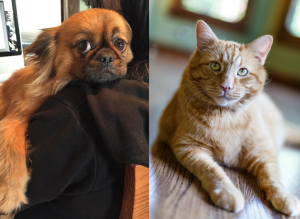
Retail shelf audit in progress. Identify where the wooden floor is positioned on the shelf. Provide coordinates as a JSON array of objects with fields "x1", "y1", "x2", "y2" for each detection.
[{"x1": 149, "y1": 46, "x2": 300, "y2": 219}]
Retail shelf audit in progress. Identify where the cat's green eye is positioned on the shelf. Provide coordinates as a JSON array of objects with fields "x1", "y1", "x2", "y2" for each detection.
[
  {"x1": 237, "y1": 68, "x2": 248, "y2": 76},
  {"x1": 210, "y1": 62, "x2": 221, "y2": 71}
]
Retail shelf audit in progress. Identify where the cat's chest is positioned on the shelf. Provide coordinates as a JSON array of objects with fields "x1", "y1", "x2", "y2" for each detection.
[{"x1": 195, "y1": 111, "x2": 251, "y2": 166}]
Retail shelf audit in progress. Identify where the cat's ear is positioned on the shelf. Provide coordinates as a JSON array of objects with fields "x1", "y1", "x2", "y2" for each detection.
[
  {"x1": 248, "y1": 35, "x2": 273, "y2": 66},
  {"x1": 196, "y1": 20, "x2": 218, "y2": 52}
]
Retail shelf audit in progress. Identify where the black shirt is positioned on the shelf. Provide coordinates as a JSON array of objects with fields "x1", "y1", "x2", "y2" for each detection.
[{"x1": 14, "y1": 79, "x2": 149, "y2": 219}]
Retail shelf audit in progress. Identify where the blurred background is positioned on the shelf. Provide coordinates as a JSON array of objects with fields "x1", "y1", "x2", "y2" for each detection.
[
  {"x1": 149, "y1": 0, "x2": 300, "y2": 146},
  {"x1": 17, "y1": 0, "x2": 89, "y2": 49}
]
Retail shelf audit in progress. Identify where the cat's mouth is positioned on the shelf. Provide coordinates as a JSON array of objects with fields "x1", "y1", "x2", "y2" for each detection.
[
  {"x1": 205, "y1": 90, "x2": 241, "y2": 106},
  {"x1": 218, "y1": 91, "x2": 241, "y2": 100},
  {"x1": 217, "y1": 93, "x2": 233, "y2": 100},
  {"x1": 213, "y1": 94, "x2": 241, "y2": 107},
  {"x1": 217, "y1": 96, "x2": 233, "y2": 102}
]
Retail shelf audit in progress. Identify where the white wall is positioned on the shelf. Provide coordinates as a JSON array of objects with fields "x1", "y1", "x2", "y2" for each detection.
[{"x1": 16, "y1": 0, "x2": 61, "y2": 42}]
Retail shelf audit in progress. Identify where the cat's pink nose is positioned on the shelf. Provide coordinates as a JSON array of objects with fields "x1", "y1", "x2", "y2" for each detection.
[{"x1": 221, "y1": 85, "x2": 231, "y2": 92}]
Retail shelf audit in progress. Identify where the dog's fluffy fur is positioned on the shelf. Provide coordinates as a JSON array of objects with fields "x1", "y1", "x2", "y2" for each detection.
[{"x1": 0, "y1": 8, "x2": 133, "y2": 214}]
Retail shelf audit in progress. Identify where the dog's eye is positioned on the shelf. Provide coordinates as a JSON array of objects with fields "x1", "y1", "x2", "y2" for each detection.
[
  {"x1": 114, "y1": 39, "x2": 126, "y2": 51},
  {"x1": 78, "y1": 40, "x2": 91, "y2": 53}
]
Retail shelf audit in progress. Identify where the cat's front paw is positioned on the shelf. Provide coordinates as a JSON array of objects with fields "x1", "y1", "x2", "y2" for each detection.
[
  {"x1": 210, "y1": 186, "x2": 245, "y2": 212},
  {"x1": 270, "y1": 193, "x2": 300, "y2": 216}
]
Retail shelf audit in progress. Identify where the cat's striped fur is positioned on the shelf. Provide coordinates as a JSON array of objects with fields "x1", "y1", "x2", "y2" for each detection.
[{"x1": 157, "y1": 21, "x2": 300, "y2": 216}]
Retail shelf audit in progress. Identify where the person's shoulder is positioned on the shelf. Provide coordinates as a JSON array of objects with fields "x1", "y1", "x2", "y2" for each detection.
[
  {"x1": 37, "y1": 79, "x2": 148, "y2": 115},
  {"x1": 48, "y1": 81, "x2": 89, "y2": 111},
  {"x1": 86, "y1": 78, "x2": 149, "y2": 100},
  {"x1": 113, "y1": 79, "x2": 149, "y2": 96}
]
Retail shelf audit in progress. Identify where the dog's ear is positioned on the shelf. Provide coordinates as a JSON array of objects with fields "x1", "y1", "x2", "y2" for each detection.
[
  {"x1": 24, "y1": 27, "x2": 58, "y2": 62},
  {"x1": 25, "y1": 27, "x2": 59, "y2": 85}
]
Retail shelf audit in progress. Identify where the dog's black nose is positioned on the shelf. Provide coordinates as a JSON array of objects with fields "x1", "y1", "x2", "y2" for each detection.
[{"x1": 98, "y1": 55, "x2": 114, "y2": 66}]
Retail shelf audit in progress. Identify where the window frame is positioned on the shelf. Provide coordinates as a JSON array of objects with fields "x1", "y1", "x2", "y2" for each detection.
[
  {"x1": 61, "y1": 0, "x2": 80, "y2": 22},
  {"x1": 170, "y1": 0, "x2": 255, "y2": 32},
  {"x1": 0, "y1": 0, "x2": 22, "y2": 57}
]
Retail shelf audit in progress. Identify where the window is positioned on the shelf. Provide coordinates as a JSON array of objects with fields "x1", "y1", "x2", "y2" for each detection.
[
  {"x1": 182, "y1": 0, "x2": 248, "y2": 23},
  {"x1": 19, "y1": 0, "x2": 86, "y2": 50},
  {"x1": 171, "y1": 0, "x2": 253, "y2": 31},
  {"x1": 16, "y1": 0, "x2": 61, "y2": 49},
  {"x1": 285, "y1": 0, "x2": 300, "y2": 38},
  {"x1": 278, "y1": 0, "x2": 300, "y2": 46}
]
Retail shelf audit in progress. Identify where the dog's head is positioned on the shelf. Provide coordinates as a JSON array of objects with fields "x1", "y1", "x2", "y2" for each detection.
[{"x1": 25, "y1": 9, "x2": 133, "y2": 83}]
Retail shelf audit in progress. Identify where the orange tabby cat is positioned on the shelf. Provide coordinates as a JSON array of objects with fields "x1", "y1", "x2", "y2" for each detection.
[{"x1": 157, "y1": 20, "x2": 300, "y2": 216}]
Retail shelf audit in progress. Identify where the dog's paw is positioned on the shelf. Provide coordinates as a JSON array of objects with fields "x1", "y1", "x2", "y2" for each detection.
[
  {"x1": 0, "y1": 178, "x2": 28, "y2": 214},
  {"x1": 270, "y1": 193, "x2": 300, "y2": 216},
  {"x1": 210, "y1": 185, "x2": 245, "y2": 212},
  {"x1": 0, "y1": 215, "x2": 15, "y2": 219}
]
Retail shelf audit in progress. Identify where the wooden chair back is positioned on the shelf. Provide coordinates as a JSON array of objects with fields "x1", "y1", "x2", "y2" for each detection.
[{"x1": 120, "y1": 164, "x2": 149, "y2": 219}]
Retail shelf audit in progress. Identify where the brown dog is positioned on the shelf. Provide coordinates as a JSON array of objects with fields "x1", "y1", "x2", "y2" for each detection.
[{"x1": 0, "y1": 8, "x2": 133, "y2": 214}]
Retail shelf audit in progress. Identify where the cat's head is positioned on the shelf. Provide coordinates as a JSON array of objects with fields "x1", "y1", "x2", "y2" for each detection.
[{"x1": 186, "y1": 20, "x2": 272, "y2": 109}]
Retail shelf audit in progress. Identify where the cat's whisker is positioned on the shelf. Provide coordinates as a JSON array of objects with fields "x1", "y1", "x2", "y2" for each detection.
[
  {"x1": 265, "y1": 59, "x2": 271, "y2": 68},
  {"x1": 265, "y1": 76, "x2": 273, "y2": 85},
  {"x1": 187, "y1": 91, "x2": 202, "y2": 119},
  {"x1": 182, "y1": 88, "x2": 206, "y2": 104},
  {"x1": 180, "y1": 88, "x2": 204, "y2": 113},
  {"x1": 179, "y1": 58, "x2": 188, "y2": 68}
]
